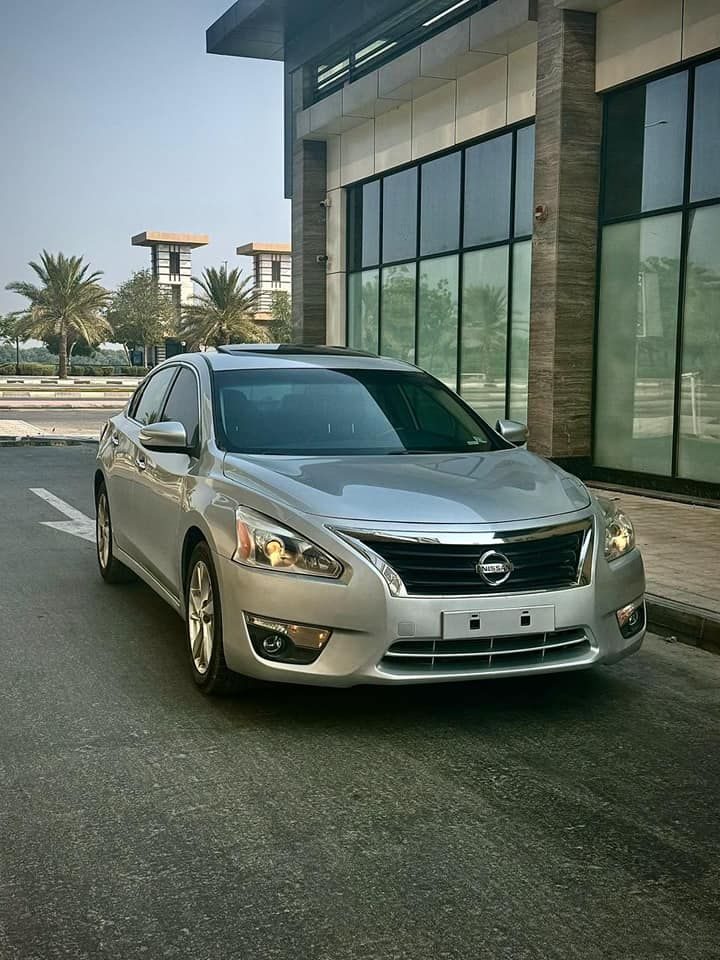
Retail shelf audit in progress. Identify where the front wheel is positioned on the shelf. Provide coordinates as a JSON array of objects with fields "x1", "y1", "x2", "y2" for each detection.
[
  {"x1": 185, "y1": 542, "x2": 248, "y2": 696},
  {"x1": 96, "y1": 481, "x2": 135, "y2": 584}
]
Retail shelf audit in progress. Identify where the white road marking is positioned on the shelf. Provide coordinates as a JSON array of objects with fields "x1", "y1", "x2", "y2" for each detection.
[{"x1": 30, "y1": 487, "x2": 95, "y2": 543}]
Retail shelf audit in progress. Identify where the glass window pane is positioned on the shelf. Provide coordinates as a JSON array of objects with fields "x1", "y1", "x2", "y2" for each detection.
[
  {"x1": 464, "y1": 134, "x2": 512, "y2": 247},
  {"x1": 509, "y1": 240, "x2": 531, "y2": 423},
  {"x1": 460, "y1": 245, "x2": 509, "y2": 424},
  {"x1": 594, "y1": 214, "x2": 681, "y2": 475},
  {"x1": 417, "y1": 255, "x2": 459, "y2": 389},
  {"x1": 514, "y1": 125, "x2": 535, "y2": 238},
  {"x1": 380, "y1": 263, "x2": 416, "y2": 363},
  {"x1": 134, "y1": 366, "x2": 177, "y2": 425},
  {"x1": 691, "y1": 59, "x2": 720, "y2": 203},
  {"x1": 603, "y1": 72, "x2": 688, "y2": 220},
  {"x1": 161, "y1": 367, "x2": 200, "y2": 447},
  {"x1": 420, "y1": 152, "x2": 461, "y2": 256},
  {"x1": 347, "y1": 186, "x2": 362, "y2": 272},
  {"x1": 347, "y1": 182, "x2": 380, "y2": 270},
  {"x1": 348, "y1": 269, "x2": 379, "y2": 353},
  {"x1": 382, "y1": 167, "x2": 418, "y2": 263},
  {"x1": 677, "y1": 205, "x2": 720, "y2": 483}
]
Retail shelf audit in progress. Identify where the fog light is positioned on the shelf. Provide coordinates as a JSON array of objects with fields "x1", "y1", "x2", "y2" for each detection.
[
  {"x1": 261, "y1": 634, "x2": 286, "y2": 656},
  {"x1": 245, "y1": 614, "x2": 332, "y2": 665},
  {"x1": 616, "y1": 598, "x2": 646, "y2": 639}
]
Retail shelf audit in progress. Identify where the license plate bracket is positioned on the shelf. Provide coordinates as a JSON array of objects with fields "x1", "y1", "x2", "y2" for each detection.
[{"x1": 442, "y1": 605, "x2": 556, "y2": 640}]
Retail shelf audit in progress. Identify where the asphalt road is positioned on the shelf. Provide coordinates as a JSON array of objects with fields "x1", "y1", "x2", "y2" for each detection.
[
  {"x1": 1, "y1": 445, "x2": 718, "y2": 960},
  {"x1": 1, "y1": 409, "x2": 119, "y2": 436}
]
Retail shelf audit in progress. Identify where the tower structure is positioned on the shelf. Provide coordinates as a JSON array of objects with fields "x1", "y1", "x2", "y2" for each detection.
[{"x1": 236, "y1": 241, "x2": 291, "y2": 321}]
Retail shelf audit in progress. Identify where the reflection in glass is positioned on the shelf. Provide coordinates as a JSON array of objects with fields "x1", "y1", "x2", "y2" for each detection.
[
  {"x1": 677, "y1": 206, "x2": 720, "y2": 483},
  {"x1": 464, "y1": 134, "x2": 511, "y2": 247},
  {"x1": 691, "y1": 59, "x2": 720, "y2": 203},
  {"x1": 514, "y1": 125, "x2": 535, "y2": 238},
  {"x1": 382, "y1": 167, "x2": 418, "y2": 263},
  {"x1": 381, "y1": 263, "x2": 416, "y2": 363},
  {"x1": 603, "y1": 72, "x2": 688, "y2": 220},
  {"x1": 460, "y1": 246, "x2": 509, "y2": 423},
  {"x1": 347, "y1": 269, "x2": 379, "y2": 353},
  {"x1": 509, "y1": 240, "x2": 531, "y2": 423},
  {"x1": 594, "y1": 214, "x2": 682, "y2": 475},
  {"x1": 420, "y1": 153, "x2": 461, "y2": 256},
  {"x1": 417, "y1": 256, "x2": 459, "y2": 389}
]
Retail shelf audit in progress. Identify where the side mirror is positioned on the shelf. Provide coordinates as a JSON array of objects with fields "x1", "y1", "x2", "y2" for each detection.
[
  {"x1": 496, "y1": 419, "x2": 529, "y2": 447},
  {"x1": 139, "y1": 421, "x2": 190, "y2": 454}
]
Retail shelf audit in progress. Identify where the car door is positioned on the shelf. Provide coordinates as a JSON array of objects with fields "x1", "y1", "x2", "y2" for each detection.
[
  {"x1": 129, "y1": 365, "x2": 202, "y2": 595},
  {"x1": 116, "y1": 365, "x2": 179, "y2": 566}
]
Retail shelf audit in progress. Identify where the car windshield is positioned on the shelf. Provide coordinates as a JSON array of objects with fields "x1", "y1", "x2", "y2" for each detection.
[{"x1": 213, "y1": 366, "x2": 500, "y2": 456}]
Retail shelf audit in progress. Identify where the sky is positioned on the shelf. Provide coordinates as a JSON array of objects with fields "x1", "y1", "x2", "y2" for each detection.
[{"x1": 0, "y1": 0, "x2": 290, "y2": 316}]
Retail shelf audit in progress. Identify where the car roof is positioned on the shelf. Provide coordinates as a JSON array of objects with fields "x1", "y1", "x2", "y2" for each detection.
[{"x1": 184, "y1": 345, "x2": 417, "y2": 373}]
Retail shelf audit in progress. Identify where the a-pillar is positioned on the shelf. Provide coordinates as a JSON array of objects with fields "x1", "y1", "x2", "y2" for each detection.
[{"x1": 526, "y1": 0, "x2": 602, "y2": 466}]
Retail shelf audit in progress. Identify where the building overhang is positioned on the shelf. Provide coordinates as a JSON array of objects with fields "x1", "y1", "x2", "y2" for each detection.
[
  {"x1": 296, "y1": 0, "x2": 537, "y2": 140},
  {"x1": 236, "y1": 241, "x2": 292, "y2": 256},
  {"x1": 132, "y1": 231, "x2": 209, "y2": 248}
]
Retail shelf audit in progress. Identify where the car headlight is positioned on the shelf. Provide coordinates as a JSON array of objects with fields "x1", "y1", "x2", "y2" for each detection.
[
  {"x1": 234, "y1": 506, "x2": 343, "y2": 578},
  {"x1": 598, "y1": 498, "x2": 635, "y2": 562}
]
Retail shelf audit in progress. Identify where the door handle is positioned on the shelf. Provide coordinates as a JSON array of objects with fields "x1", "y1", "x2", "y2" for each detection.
[{"x1": 135, "y1": 454, "x2": 147, "y2": 471}]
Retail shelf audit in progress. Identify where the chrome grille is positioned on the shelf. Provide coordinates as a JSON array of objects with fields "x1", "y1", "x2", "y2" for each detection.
[
  {"x1": 381, "y1": 629, "x2": 591, "y2": 674},
  {"x1": 349, "y1": 522, "x2": 592, "y2": 597}
]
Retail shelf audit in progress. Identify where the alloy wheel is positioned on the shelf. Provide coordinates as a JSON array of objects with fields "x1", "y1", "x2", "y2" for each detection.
[
  {"x1": 97, "y1": 492, "x2": 111, "y2": 569},
  {"x1": 188, "y1": 561, "x2": 215, "y2": 674}
]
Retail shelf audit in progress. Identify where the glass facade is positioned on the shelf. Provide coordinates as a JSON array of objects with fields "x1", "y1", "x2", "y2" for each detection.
[
  {"x1": 595, "y1": 56, "x2": 720, "y2": 484},
  {"x1": 347, "y1": 122, "x2": 535, "y2": 424}
]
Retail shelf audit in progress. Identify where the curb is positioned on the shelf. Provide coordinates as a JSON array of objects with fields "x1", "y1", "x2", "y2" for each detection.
[
  {"x1": 646, "y1": 595, "x2": 720, "y2": 656},
  {"x1": 0, "y1": 435, "x2": 99, "y2": 447}
]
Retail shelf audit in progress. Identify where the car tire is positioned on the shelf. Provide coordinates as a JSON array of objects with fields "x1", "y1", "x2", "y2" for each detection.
[
  {"x1": 95, "y1": 481, "x2": 135, "y2": 584},
  {"x1": 185, "y1": 542, "x2": 251, "y2": 696}
]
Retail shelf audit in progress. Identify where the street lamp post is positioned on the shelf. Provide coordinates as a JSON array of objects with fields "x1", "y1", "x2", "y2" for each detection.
[{"x1": 15, "y1": 336, "x2": 20, "y2": 376}]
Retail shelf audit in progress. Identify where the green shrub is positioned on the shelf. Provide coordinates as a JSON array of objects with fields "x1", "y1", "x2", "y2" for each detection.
[{"x1": 0, "y1": 362, "x2": 57, "y2": 376}]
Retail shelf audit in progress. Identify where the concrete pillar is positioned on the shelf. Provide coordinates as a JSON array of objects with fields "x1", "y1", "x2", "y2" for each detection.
[
  {"x1": 527, "y1": 0, "x2": 602, "y2": 463},
  {"x1": 291, "y1": 139, "x2": 328, "y2": 344}
]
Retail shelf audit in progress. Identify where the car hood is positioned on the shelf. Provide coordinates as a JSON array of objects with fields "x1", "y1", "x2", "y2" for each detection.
[{"x1": 222, "y1": 448, "x2": 591, "y2": 525}]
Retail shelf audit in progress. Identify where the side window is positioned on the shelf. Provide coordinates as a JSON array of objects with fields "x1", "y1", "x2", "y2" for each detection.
[
  {"x1": 133, "y1": 367, "x2": 177, "y2": 425},
  {"x1": 161, "y1": 367, "x2": 200, "y2": 448}
]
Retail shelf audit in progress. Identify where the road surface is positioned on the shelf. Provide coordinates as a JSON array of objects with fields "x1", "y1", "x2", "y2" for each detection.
[
  {"x1": 0, "y1": 445, "x2": 718, "y2": 960},
  {"x1": 0, "y1": 408, "x2": 118, "y2": 437}
]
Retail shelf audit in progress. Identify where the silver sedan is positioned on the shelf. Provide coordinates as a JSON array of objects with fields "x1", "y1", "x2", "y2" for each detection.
[{"x1": 95, "y1": 346, "x2": 646, "y2": 694}]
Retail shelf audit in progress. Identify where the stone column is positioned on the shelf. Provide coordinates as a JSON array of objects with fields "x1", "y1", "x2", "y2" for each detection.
[
  {"x1": 526, "y1": 0, "x2": 602, "y2": 464},
  {"x1": 291, "y1": 139, "x2": 328, "y2": 344}
]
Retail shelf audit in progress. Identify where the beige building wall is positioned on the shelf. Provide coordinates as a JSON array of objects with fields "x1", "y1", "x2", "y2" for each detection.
[
  {"x1": 322, "y1": 43, "x2": 537, "y2": 345},
  {"x1": 596, "y1": 0, "x2": 720, "y2": 91}
]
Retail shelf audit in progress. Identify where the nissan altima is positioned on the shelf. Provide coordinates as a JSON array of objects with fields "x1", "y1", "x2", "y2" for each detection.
[{"x1": 94, "y1": 345, "x2": 645, "y2": 694}]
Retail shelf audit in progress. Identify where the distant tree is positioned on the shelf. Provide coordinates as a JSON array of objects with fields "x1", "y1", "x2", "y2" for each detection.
[
  {"x1": 107, "y1": 270, "x2": 177, "y2": 364},
  {"x1": 0, "y1": 313, "x2": 22, "y2": 373},
  {"x1": 268, "y1": 290, "x2": 293, "y2": 343},
  {"x1": 180, "y1": 265, "x2": 268, "y2": 348},
  {"x1": 5, "y1": 251, "x2": 110, "y2": 378}
]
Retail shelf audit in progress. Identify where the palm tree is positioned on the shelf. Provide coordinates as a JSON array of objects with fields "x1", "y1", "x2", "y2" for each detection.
[
  {"x1": 181, "y1": 266, "x2": 269, "y2": 349},
  {"x1": 6, "y1": 251, "x2": 110, "y2": 378}
]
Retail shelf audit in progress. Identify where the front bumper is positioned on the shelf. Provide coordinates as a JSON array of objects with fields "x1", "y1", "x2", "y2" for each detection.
[{"x1": 214, "y1": 529, "x2": 646, "y2": 687}]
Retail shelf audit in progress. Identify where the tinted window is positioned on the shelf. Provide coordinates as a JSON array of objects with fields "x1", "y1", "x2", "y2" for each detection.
[
  {"x1": 382, "y1": 167, "x2": 418, "y2": 263},
  {"x1": 214, "y1": 368, "x2": 497, "y2": 456},
  {"x1": 514, "y1": 125, "x2": 535, "y2": 237},
  {"x1": 420, "y1": 152, "x2": 461, "y2": 256},
  {"x1": 161, "y1": 367, "x2": 200, "y2": 448},
  {"x1": 133, "y1": 367, "x2": 177, "y2": 426},
  {"x1": 603, "y1": 72, "x2": 688, "y2": 220},
  {"x1": 464, "y1": 134, "x2": 512, "y2": 247},
  {"x1": 348, "y1": 180, "x2": 380, "y2": 270},
  {"x1": 690, "y1": 59, "x2": 720, "y2": 202}
]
